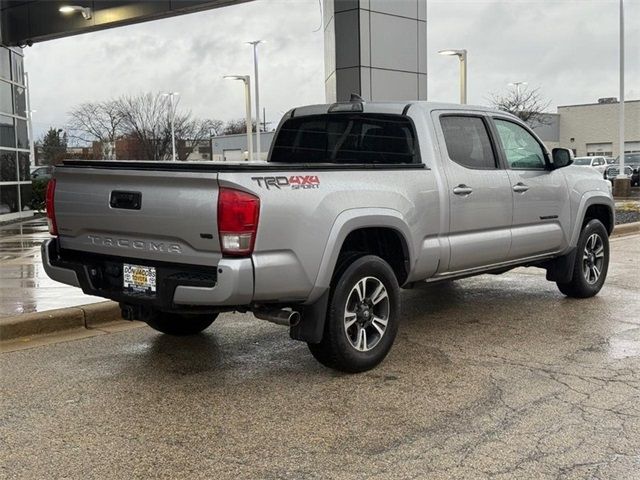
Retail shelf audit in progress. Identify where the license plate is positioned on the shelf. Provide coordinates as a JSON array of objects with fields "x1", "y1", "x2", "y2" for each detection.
[{"x1": 123, "y1": 264, "x2": 156, "y2": 294}]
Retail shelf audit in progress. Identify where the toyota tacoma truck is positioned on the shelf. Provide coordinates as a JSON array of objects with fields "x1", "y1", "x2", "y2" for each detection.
[{"x1": 42, "y1": 100, "x2": 615, "y2": 372}]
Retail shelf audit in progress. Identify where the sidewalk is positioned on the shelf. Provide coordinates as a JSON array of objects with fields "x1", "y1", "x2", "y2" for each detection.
[{"x1": 0, "y1": 217, "x2": 102, "y2": 318}]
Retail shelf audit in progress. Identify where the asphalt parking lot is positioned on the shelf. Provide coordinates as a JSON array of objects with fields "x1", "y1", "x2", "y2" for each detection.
[{"x1": 1, "y1": 234, "x2": 639, "y2": 480}]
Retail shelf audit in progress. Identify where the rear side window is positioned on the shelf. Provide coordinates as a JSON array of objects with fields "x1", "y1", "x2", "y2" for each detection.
[
  {"x1": 440, "y1": 116, "x2": 497, "y2": 169},
  {"x1": 270, "y1": 113, "x2": 418, "y2": 164}
]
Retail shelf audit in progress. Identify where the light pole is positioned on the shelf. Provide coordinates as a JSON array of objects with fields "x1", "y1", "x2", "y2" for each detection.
[
  {"x1": 24, "y1": 72, "x2": 36, "y2": 166},
  {"x1": 161, "y1": 92, "x2": 179, "y2": 161},
  {"x1": 615, "y1": 0, "x2": 629, "y2": 196},
  {"x1": 439, "y1": 49, "x2": 467, "y2": 104},
  {"x1": 247, "y1": 40, "x2": 264, "y2": 160},
  {"x1": 224, "y1": 75, "x2": 253, "y2": 162}
]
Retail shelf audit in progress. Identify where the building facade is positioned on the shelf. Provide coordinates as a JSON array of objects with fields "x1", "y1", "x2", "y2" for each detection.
[
  {"x1": 0, "y1": 44, "x2": 31, "y2": 221},
  {"x1": 210, "y1": 131, "x2": 275, "y2": 162},
  {"x1": 558, "y1": 100, "x2": 640, "y2": 157}
]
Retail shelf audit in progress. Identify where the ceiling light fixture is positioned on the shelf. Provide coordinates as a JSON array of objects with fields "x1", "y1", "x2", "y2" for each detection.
[{"x1": 59, "y1": 5, "x2": 93, "y2": 20}]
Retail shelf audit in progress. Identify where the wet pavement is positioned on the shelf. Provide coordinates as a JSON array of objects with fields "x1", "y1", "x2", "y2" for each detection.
[
  {"x1": 1, "y1": 234, "x2": 639, "y2": 479},
  {"x1": 0, "y1": 217, "x2": 101, "y2": 317}
]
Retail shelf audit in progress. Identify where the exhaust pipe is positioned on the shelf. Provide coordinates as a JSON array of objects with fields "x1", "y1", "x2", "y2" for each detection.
[{"x1": 254, "y1": 309, "x2": 301, "y2": 327}]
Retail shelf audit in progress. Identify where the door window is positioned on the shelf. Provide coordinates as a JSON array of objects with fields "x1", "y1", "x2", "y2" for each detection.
[
  {"x1": 494, "y1": 119, "x2": 546, "y2": 170},
  {"x1": 440, "y1": 116, "x2": 497, "y2": 169}
]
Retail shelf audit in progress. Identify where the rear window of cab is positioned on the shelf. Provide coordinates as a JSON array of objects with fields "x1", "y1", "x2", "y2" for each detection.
[{"x1": 271, "y1": 113, "x2": 419, "y2": 165}]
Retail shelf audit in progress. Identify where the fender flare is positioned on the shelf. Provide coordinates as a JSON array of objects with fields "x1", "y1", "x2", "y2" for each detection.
[
  {"x1": 305, "y1": 207, "x2": 414, "y2": 304},
  {"x1": 569, "y1": 192, "x2": 615, "y2": 248}
]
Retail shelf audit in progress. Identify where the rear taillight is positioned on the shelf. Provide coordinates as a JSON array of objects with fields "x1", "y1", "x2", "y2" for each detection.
[
  {"x1": 45, "y1": 179, "x2": 58, "y2": 236},
  {"x1": 217, "y1": 187, "x2": 260, "y2": 256}
]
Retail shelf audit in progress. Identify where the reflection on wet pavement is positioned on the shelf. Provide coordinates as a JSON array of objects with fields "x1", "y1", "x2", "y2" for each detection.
[{"x1": 0, "y1": 217, "x2": 102, "y2": 317}]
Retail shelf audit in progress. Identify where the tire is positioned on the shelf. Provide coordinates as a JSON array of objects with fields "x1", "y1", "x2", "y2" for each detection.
[
  {"x1": 556, "y1": 219, "x2": 609, "y2": 298},
  {"x1": 145, "y1": 311, "x2": 218, "y2": 336},
  {"x1": 308, "y1": 255, "x2": 400, "y2": 373}
]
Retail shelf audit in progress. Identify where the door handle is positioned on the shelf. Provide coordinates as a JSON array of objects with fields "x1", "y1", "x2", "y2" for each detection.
[
  {"x1": 512, "y1": 183, "x2": 530, "y2": 193},
  {"x1": 453, "y1": 184, "x2": 473, "y2": 196}
]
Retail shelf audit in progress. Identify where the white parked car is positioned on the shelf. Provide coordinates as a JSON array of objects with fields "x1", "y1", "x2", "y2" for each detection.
[{"x1": 573, "y1": 156, "x2": 608, "y2": 175}]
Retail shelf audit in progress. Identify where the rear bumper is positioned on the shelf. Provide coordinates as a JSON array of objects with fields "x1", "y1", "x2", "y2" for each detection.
[{"x1": 41, "y1": 239, "x2": 254, "y2": 309}]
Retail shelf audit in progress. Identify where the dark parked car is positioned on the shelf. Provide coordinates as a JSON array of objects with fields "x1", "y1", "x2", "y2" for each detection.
[
  {"x1": 604, "y1": 164, "x2": 638, "y2": 186},
  {"x1": 622, "y1": 153, "x2": 640, "y2": 186},
  {"x1": 604, "y1": 158, "x2": 636, "y2": 186}
]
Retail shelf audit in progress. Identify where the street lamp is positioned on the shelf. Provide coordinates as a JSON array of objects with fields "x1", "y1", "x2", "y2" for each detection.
[
  {"x1": 161, "y1": 92, "x2": 180, "y2": 161},
  {"x1": 508, "y1": 81, "x2": 528, "y2": 97},
  {"x1": 439, "y1": 49, "x2": 467, "y2": 104},
  {"x1": 224, "y1": 75, "x2": 253, "y2": 162},
  {"x1": 247, "y1": 40, "x2": 265, "y2": 160},
  {"x1": 58, "y1": 5, "x2": 92, "y2": 19}
]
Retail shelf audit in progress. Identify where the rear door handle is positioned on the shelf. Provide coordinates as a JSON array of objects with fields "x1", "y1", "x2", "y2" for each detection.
[
  {"x1": 512, "y1": 183, "x2": 530, "y2": 193},
  {"x1": 453, "y1": 184, "x2": 473, "y2": 195}
]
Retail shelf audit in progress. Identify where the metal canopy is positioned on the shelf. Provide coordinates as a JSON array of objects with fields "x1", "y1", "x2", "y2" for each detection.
[{"x1": 1, "y1": 0, "x2": 253, "y2": 46}]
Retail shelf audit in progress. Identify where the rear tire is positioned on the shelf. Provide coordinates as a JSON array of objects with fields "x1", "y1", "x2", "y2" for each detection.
[
  {"x1": 308, "y1": 255, "x2": 400, "y2": 373},
  {"x1": 145, "y1": 311, "x2": 218, "y2": 336},
  {"x1": 556, "y1": 219, "x2": 609, "y2": 298}
]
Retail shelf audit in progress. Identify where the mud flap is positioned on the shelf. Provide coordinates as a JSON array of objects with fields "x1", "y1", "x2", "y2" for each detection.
[
  {"x1": 290, "y1": 290, "x2": 329, "y2": 344},
  {"x1": 545, "y1": 247, "x2": 577, "y2": 283}
]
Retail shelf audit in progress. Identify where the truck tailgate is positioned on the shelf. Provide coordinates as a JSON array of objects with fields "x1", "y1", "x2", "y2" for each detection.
[{"x1": 54, "y1": 167, "x2": 222, "y2": 266}]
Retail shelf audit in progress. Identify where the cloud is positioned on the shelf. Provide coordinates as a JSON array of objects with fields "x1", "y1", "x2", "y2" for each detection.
[
  {"x1": 26, "y1": 0, "x2": 326, "y2": 139},
  {"x1": 24, "y1": 0, "x2": 640, "y2": 140}
]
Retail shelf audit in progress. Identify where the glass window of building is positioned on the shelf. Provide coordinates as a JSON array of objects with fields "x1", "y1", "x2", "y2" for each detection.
[
  {"x1": 0, "y1": 49, "x2": 10, "y2": 81},
  {"x1": 11, "y1": 52, "x2": 24, "y2": 85},
  {"x1": 0, "y1": 80, "x2": 13, "y2": 114},
  {"x1": 0, "y1": 184, "x2": 19, "y2": 214},
  {"x1": 20, "y1": 184, "x2": 33, "y2": 211},
  {"x1": 16, "y1": 119, "x2": 29, "y2": 149},
  {"x1": 0, "y1": 114, "x2": 15, "y2": 148},
  {"x1": 18, "y1": 152, "x2": 30, "y2": 181},
  {"x1": 0, "y1": 149, "x2": 18, "y2": 182},
  {"x1": 0, "y1": 47, "x2": 32, "y2": 220},
  {"x1": 13, "y1": 85, "x2": 26, "y2": 117}
]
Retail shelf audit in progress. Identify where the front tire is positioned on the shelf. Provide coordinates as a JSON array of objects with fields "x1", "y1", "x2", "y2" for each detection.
[
  {"x1": 145, "y1": 311, "x2": 218, "y2": 336},
  {"x1": 556, "y1": 219, "x2": 609, "y2": 298},
  {"x1": 308, "y1": 255, "x2": 400, "y2": 373}
]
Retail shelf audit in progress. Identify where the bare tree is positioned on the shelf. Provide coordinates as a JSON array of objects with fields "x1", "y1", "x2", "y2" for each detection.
[
  {"x1": 67, "y1": 100, "x2": 124, "y2": 159},
  {"x1": 116, "y1": 93, "x2": 222, "y2": 161},
  {"x1": 222, "y1": 118, "x2": 257, "y2": 135},
  {"x1": 489, "y1": 86, "x2": 551, "y2": 127},
  {"x1": 66, "y1": 93, "x2": 223, "y2": 161}
]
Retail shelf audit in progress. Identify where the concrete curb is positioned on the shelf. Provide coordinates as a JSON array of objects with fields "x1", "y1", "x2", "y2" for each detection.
[
  {"x1": 612, "y1": 221, "x2": 640, "y2": 237},
  {"x1": 0, "y1": 301, "x2": 122, "y2": 342}
]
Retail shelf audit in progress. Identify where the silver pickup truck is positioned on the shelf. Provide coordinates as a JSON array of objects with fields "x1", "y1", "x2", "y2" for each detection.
[{"x1": 43, "y1": 101, "x2": 615, "y2": 372}]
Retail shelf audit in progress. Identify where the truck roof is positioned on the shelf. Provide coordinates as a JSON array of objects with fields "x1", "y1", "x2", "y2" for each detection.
[{"x1": 289, "y1": 101, "x2": 510, "y2": 118}]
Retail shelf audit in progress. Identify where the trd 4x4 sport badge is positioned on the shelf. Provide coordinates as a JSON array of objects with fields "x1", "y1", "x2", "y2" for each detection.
[{"x1": 251, "y1": 175, "x2": 320, "y2": 190}]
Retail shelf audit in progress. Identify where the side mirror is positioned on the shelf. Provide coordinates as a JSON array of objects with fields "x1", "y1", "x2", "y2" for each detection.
[{"x1": 552, "y1": 148, "x2": 574, "y2": 169}]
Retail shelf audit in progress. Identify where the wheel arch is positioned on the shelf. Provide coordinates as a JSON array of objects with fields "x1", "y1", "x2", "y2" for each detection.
[
  {"x1": 570, "y1": 193, "x2": 615, "y2": 247},
  {"x1": 310, "y1": 209, "x2": 414, "y2": 298}
]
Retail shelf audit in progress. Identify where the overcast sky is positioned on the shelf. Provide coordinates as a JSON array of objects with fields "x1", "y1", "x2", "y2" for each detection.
[{"x1": 24, "y1": 0, "x2": 640, "y2": 140}]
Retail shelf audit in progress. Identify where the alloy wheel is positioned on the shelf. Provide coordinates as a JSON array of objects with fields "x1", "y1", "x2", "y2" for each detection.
[
  {"x1": 343, "y1": 276, "x2": 390, "y2": 352},
  {"x1": 582, "y1": 233, "x2": 605, "y2": 285}
]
